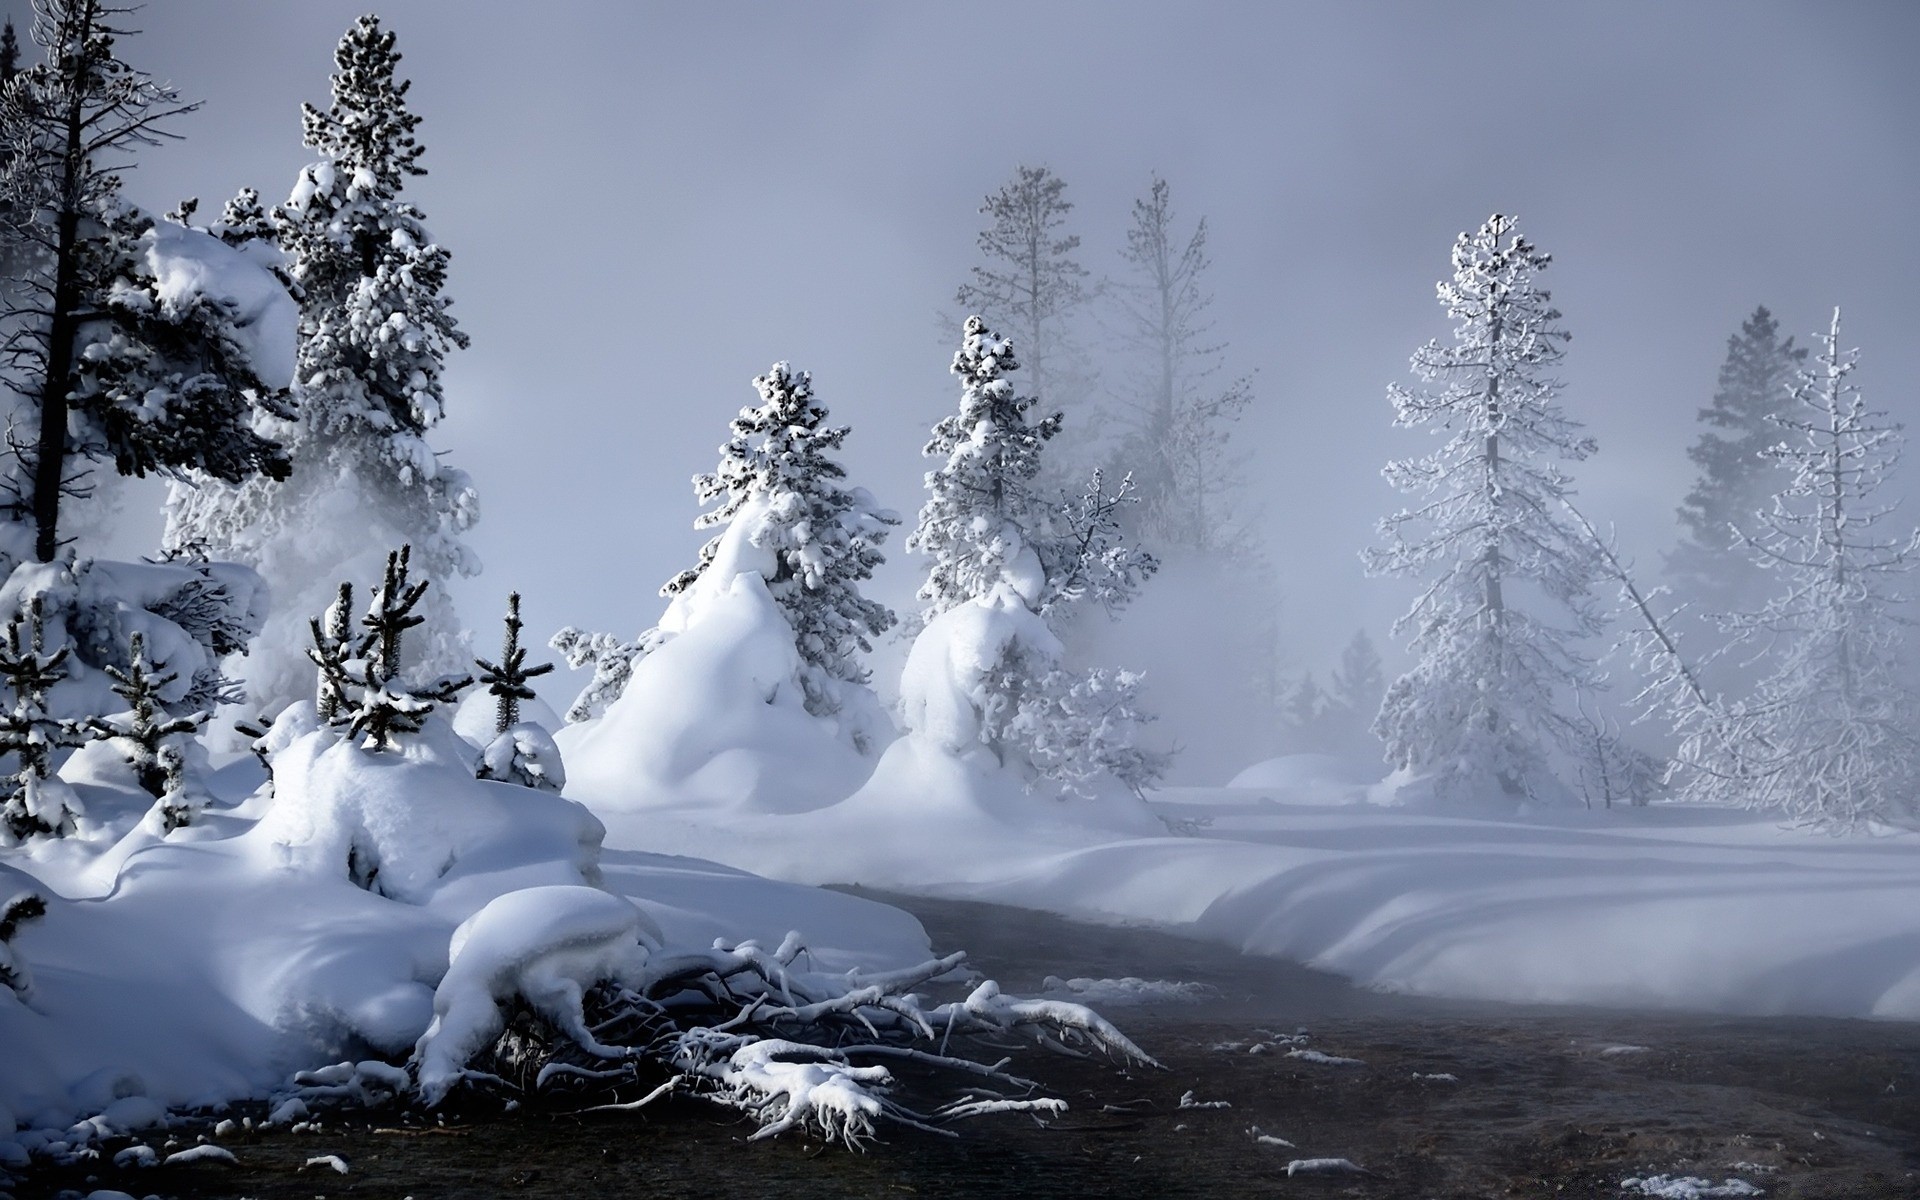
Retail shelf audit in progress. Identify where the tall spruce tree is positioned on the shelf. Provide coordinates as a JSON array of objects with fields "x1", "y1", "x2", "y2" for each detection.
[
  {"x1": 0, "y1": 0, "x2": 288, "y2": 564},
  {"x1": 664, "y1": 362, "x2": 898, "y2": 714},
  {"x1": 163, "y1": 15, "x2": 476, "y2": 714},
  {"x1": 1110, "y1": 175, "x2": 1254, "y2": 554},
  {"x1": 0, "y1": 20, "x2": 17, "y2": 85},
  {"x1": 1365, "y1": 214, "x2": 1606, "y2": 805},
  {"x1": 1672, "y1": 310, "x2": 1920, "y2": 829},
  {"x1": 955, "y1": 165, "x2": 1094, "y2": 423},
  {"x1": 1669, "y1": 306, "x2": 1805, "y2": 613}
]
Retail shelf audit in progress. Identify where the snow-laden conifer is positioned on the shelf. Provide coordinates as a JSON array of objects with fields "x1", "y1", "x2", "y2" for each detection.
[
  {"x1": 663, "y1": 362, "x2": 898, "y2": 714},
  {"x1": 0, "y1": 0, "x2": 289, "y2": 563},
  {"x1": 1669, "y1": 307, "x2": 1805, "y2": 613},
  {"x1": 309, "y1": 546, "x2": 471, "y2": 753},
  {"x1": 163, "y1": 15, "x2": 476, "y2": 715},
  {"x1": 0, "y1": 597, "x2": 86, "y2": 837},
  {"x1": 956, "y1": 165, "x2": 1094, "y2": 421},
  {"x1": 1673, "y1": 310, "x2": 1920, "y2": 828},
  {"x1": 1365, "y1": 214, "x2": 1606, "y2": 805},
  {"x1": 89, "y1": 630, "x2": 207, "y2": 803},
  {"x1": 1111, "y1": 176, "x2": 1255, "y2": 554},
  {"x1": 904, "y1": 318, "x2": 1165, "y2": 799}
]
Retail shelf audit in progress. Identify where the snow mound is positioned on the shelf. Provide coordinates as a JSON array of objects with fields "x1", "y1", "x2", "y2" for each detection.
[
  {"x1": 559, "y1": 574, "x2": 875, "y2": 814},
  {"x1": 1225, "y1": 754, "x2": 1378, "y2": 803},
  {"x1": 413, "y1": 885, "x2": 661, "y2": 1105},
  {"x1": 252, "y1": 714, "x2": 604, "y2": 910}
]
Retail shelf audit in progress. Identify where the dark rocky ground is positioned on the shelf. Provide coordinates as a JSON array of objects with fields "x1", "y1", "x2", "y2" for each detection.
[{"x1": 14, "y1": 890, "x2": 1919, "y2": 1199}]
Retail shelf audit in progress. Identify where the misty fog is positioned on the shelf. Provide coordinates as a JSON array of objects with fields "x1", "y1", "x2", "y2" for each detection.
[{"x1": 45, "y1": 0, "x2": 1920, "y2": 784}]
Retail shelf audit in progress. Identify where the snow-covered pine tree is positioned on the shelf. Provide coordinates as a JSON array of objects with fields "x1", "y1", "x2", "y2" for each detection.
[
  {"x1": 1669, "y1": 306, "x2": 1806, "y2": 614},
  {"x1": 1674, "y1": 310, "x2": 1920, "y2": 829},
  {"x1": 1329, "y1": 629, "x2": 1384, "y2": 723},
  {"x1": 1365, "y1": 214, "x2": 1606, "y2": 806},
  {"x1": 474, "y1": 592, "x2": 552, "y2": 735},
  {"x1": 163, "y1": 14, "x2": 477, "y2": 715},
  {"x1": 1110, "y1": 175, "x2": 1255, "y2": 554},
  {"x1": 662, "y1": 362, "x2": 898, "y2": 714},
  {"x1": 956, "y1": 165, "x2": 1095, "y2": 424},
  {"x1": 89, "y1": 631, "x2": 207, "y2": 801},
  {"x1": 0, "y1": 0, "x2": 290, "y2": 564},
  {"x1": 310, "y1": 547, "x2": 471, "y2": 753},
  {"x1": 906, "y1": 317, "x2": 1165, "y2": 797},
  {"x1": 0, "y1": 598, "x2": 88, "y2": 837}
]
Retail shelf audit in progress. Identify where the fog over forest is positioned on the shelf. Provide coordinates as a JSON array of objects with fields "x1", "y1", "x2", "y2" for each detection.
[{"x1": 39, "y1": 0, "x2": 1920, "y2": 781}]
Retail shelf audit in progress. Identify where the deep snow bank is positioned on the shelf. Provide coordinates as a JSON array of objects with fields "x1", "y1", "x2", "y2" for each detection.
[{"x1": 596, "y1": 788, "x2": 1920, "y2": 1022}]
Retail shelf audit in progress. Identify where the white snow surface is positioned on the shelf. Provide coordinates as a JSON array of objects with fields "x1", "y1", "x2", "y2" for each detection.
[
  {"x1": 0, "y1": 720, "x2": 934, "y2": 1134},
  {"x1": 598, "y1": 766, "x2": 1920, "y2": 1021}
]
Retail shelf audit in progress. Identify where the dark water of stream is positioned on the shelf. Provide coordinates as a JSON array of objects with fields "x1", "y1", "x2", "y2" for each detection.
[{"x1": 16, "y1": 890, "x2": 1920, "y2": 1199}]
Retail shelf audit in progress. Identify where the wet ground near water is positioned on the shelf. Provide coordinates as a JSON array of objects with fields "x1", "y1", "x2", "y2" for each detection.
[{"x1": 17, "y1": 890, "x2": 1920, "y2": 1199}]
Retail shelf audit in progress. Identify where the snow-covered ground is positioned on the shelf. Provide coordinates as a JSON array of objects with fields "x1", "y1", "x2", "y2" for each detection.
[{"x1": 577, "y1": 761, "x2": 1920, "y2": 1023}]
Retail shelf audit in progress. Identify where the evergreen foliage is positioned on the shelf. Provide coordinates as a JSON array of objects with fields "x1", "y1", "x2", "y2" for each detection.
[
  {"x1": 1672, "y1": 310, "x2": 1920, "y2": 828},
  {"x1": 309, "y1": 546, "x2": 472, "y2": 752},
  {"x1": 164, "y1": 14, "x2": 477, "y2": 713},
  {"x1": 1365, "y1": 214, "x2": 1607, "y2": 805},
  {"x1": 1110, "y1": 176, "x2": 1255, "y2": 554},
  {"x1": 664, "y1": 362, "x2": 897, "y2": 712},
  {"x1": 0, "y1": 0, "x2": 288, "y2": 562},
  {"x1": 89, "y1": 630, "x2": 207, "y2": 801},
  {"x1": 0, "y1": 597, "x2": 88, "y2": 837},
  {"x1": 955, "y1": 165, "x2": 1093, "y2": 419},
  {"x1": 474, "y1": 592, "x2": 553, "y2": 736},
  {"x1": 549, "y1": 626, "x2": 651, "y2": 725},
  {"x1": 911, "y1": 316, "x2": 1155, "y2": 628},
  {"x1": 1670, "y1": 306, "x2": 1806, "y2": 612}
]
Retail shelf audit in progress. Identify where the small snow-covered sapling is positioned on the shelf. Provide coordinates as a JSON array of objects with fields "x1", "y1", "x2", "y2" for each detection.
[
  {"x1": 91, "y1": 631, "x2": 209, "y2": 800},
  {"x1": 309, "y1": 547, "x2": 473, "y2": 751},
  {"x1": 0, "y1": 598, "x2": 92, "y2": 838},
  {"x1": 474, "y1": 592, "x2": 553, "y2": 735}
]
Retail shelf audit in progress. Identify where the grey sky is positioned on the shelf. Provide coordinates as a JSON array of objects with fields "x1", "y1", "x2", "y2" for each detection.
[{"x1": 15, "y1": 1, "x2": 1920, "y2": 768}]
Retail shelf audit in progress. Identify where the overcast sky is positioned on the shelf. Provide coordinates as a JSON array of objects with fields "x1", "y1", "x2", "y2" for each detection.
[{"x1": 12, "y1": 1, "x2": 1919, "y2": 766}]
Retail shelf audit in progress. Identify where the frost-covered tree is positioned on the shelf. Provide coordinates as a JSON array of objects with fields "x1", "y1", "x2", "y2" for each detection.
[
  {"x1": 310, "y1": 546, "x2": 471, "y2": 753},
  {"x1": 474, "y1": 592, "x2": 553, "y2": 736},
  {"x1": 0, "y1": 0, "x2": 289, "y2": 564},
  {"x1": 0, "y1": 20, "x2": 18, "y2": 84},
  {"x1": 1330, "y1": 629, "x2": 1384, "y2": 722},
  {"x1": 0, "y1": 597, "x2": 87, "y2": 837},
  {"x1": 956, "y1": 165, "x2": 1094, "y2": 421},
  {"x1": 905, "y1": 318, "x2": 1165, "y2": 799},
  {"x1": 1110, "y1": 176, "x2": 1254, "y2": 554},
  {"x1": 910, "y1": 316, "x2": 1153, "y2": 627},
  {"x1": 1672, "y1": 310, "x2": 1920, "y2": 828},
  {"x1": 1365, "y1": 214, "x2": 1606, "y2": 805},
  {"x1": 89, "y1": 630, "x2": 206, "y2": 801},
  {"x1": 1669, "y1": 306, "x2": 1806, "y2": 613},
  {"x1": 663, "y1": 362, "x2": 898, "y2": 714},
  {"x1": 164, "y1": 14, "x2": 476, "y2": 715},
  {"x1": 549, "y1": 626, "x2": 651, "y2": 725}
]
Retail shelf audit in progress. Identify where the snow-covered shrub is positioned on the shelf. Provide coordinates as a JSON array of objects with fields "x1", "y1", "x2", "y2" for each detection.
[
  {"x1": 549, "y1": 627, "x2": 654, "y2": 725},
  {"x1": 308, "y1": 547, "x2": 472, "y2": 753},
  {"x1": 476, "y1": 723, "x2": 566, "y2": 793}
]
